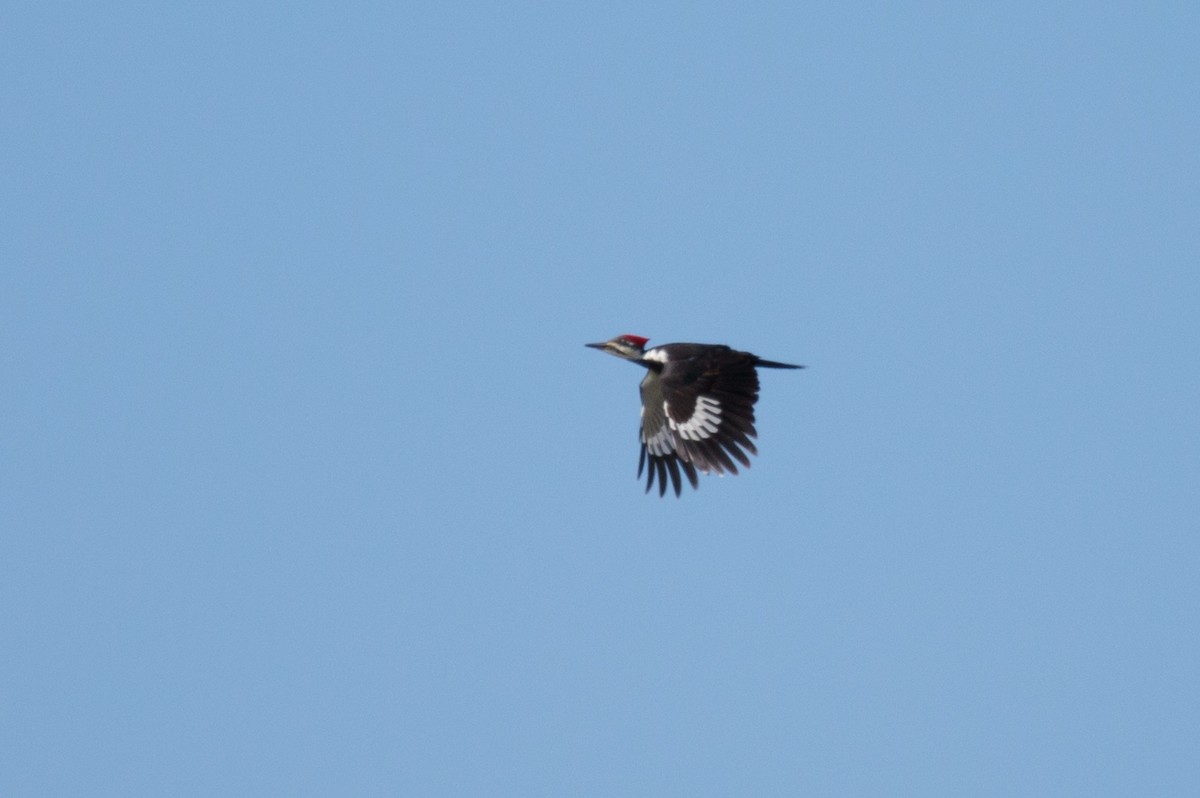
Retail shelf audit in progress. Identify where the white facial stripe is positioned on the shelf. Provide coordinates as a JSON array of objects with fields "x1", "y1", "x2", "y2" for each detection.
[
  {"x1": 642, "y1": 349, "x2": 668, "y2": 363},
  {"x1": 669, "y1": 395, "x2": 722, "y2": 441}
]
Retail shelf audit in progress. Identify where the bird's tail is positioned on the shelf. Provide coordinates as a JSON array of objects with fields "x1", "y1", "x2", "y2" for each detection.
[{"x1": 755, "y1": 358, "x2": 804, "y2": 369}]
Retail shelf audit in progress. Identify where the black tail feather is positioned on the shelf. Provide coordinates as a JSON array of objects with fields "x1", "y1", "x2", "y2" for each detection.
[{"x1": 755, "y1": 358, "x2": 804, "y2": 369}]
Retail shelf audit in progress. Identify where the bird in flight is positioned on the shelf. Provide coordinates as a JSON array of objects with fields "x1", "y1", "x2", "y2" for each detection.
[{"x1": 586, "y1": 334, "x2": 803, "y2": 497}]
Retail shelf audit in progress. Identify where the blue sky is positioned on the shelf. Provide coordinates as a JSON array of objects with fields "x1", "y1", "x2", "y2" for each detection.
[{"x1": 3, "y1": 2, "x2": 1198, "y2": 795}]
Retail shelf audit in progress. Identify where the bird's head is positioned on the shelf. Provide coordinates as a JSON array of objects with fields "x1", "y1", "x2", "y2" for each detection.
[{"x1": 586, "y1": 334, "x2": 649, "y2": 361}]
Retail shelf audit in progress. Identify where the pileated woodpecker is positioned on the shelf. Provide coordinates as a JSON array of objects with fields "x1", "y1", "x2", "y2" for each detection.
[{"x1": 586, "y1": 334, "x2": 803, "y2": 497}]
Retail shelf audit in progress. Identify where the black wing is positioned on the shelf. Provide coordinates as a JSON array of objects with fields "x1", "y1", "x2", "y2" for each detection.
[
  {"x1": 658, "y1": 350, "x2": 763, "y2": 478},
  {"x1": 638, "y1": 370, "x2": 700, "y2": 497}
]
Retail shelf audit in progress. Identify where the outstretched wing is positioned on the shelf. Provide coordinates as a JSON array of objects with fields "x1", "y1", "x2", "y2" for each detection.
[
  {"x1": 638, "y1": 371, "x2": 700, "y2": 497},
  {"x1": 637, "y1": 350, "x2": 764, "y2": 497},
  {"x1": 658, "y1": 351, "x2": 762, "y2": 478}
]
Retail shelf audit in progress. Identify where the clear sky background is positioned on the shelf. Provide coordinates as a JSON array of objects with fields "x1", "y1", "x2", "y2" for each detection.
[{"x1": 3, "y1": 2, "x2": 1198, "y2": 795}]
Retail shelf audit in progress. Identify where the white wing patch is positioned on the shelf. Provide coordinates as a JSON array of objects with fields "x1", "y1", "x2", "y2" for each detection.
[
  {"x1": 641, "y1": 403, "x2": 675, "y2": 456},
  {"x1": 669, "y1": 395, "x2": 722, "y2": 441},
  {"x1": 642, "y1": 349, "x2": 669, "y2": 363}
]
